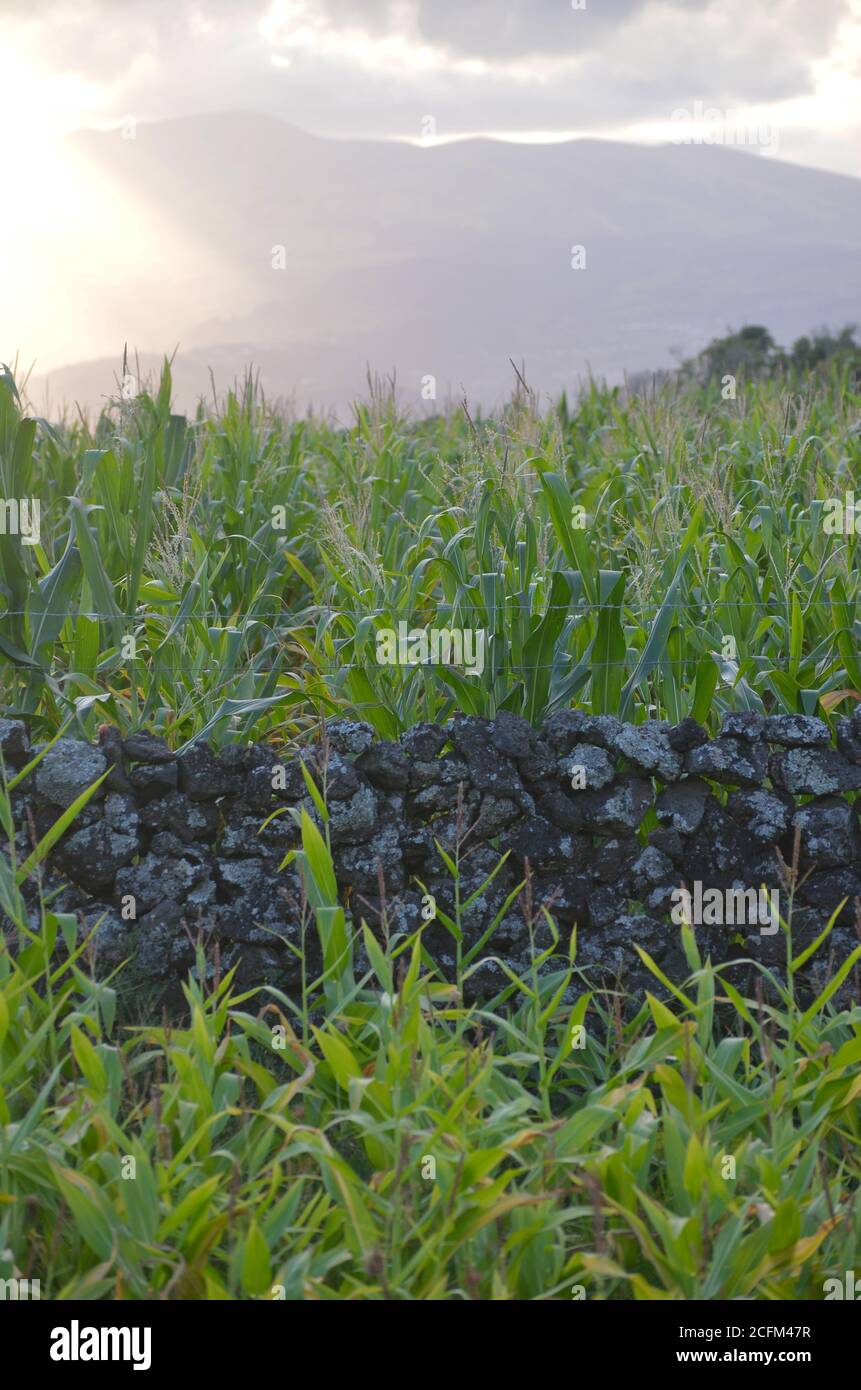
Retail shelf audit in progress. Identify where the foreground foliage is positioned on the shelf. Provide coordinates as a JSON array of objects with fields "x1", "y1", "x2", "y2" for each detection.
[
  {"x1": 1, "y1": 797, "x2": 859, "y2": 1301},
  {"x1": 3, "y1": 345, "x2": 860, "y2": 1300}
]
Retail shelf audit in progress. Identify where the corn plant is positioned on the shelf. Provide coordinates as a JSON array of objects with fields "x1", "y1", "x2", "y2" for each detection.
[{"x1": 2, "y1": 358, "x2": 860, "y2": 740}]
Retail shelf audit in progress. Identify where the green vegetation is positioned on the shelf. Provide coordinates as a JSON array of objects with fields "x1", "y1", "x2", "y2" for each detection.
[
  {"x1": 682, "y1": 323, "x2": 861, "y2": 386},
  {"x1": 2, "y1": 346, "x2": 861, "y2": 745},
  {"x1": 2, "y1": 338, "x2": 860, "y2": 1301},
  {"x1": 1, "y1": 785, "x2": 859, "y2": 1300}
]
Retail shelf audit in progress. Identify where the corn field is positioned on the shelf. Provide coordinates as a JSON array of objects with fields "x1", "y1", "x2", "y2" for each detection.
[{"x1": 1, "y1": 360, "x2": 860, "y2": 1302}]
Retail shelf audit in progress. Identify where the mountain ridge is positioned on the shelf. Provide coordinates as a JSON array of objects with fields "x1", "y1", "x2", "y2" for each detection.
[{"x1": 25, "y1": 112, "x2": 861, "y2": 418}]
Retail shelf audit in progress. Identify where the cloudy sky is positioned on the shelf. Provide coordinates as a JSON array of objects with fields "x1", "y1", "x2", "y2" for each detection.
[
  {"x1": 2, "y1": 0, "x2": 859, "y2": 393},
  {"x1": 3, "y1": 0, "x2": 860, "y2": 174}
]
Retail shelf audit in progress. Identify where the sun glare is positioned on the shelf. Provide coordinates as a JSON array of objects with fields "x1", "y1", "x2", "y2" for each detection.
[
  {"x1": 1, "y1": 48, "x2": 107, "y2": 372},
  {"x1": 1, "y1": 48, "x2": 244, "y2": 382}
]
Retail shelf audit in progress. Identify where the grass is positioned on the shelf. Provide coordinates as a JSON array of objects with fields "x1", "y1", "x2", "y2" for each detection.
[
  {"x1": 2, "y1": 358, "x2": 861, "y2": 746},
  {"x1": 1, "y1": 775, "x2": 860, "y2": 1300},
  {"x1": 2, "y1": 353, "x2": 861, "y2": 1300}
]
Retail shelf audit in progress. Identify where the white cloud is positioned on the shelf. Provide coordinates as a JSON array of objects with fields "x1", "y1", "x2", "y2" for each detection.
[{"x1": 2, "y1": 0, "x2": 859, "y2": 176}]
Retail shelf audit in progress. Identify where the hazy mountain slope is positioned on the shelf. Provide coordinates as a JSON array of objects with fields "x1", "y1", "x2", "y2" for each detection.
[{"x1": 29, "y1": 112, "x2": 861, "y2": 416}]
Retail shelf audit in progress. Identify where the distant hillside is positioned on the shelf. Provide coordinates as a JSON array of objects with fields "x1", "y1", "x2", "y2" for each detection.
[{"x1": 25, "y1": 112, "x2": 861, "y2": 417}]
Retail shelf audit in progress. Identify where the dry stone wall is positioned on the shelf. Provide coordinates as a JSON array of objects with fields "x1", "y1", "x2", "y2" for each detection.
[{"x1": 2, "y1": 709, "x2": 861, "y2": 1006}]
